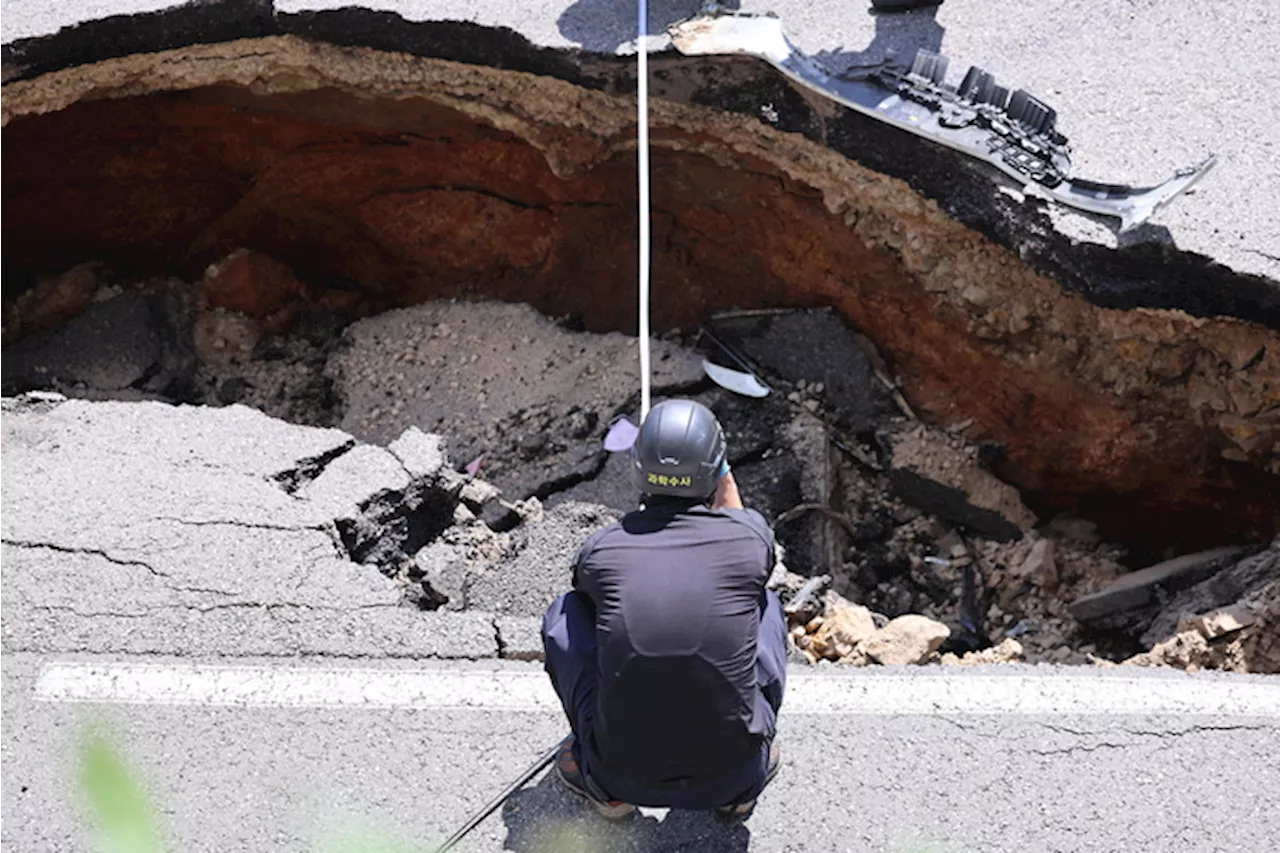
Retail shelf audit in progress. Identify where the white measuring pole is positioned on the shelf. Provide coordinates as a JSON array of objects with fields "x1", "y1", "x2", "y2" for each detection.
[{"x1": 637, "y1": 0, "x2": 653, "y2": 421}]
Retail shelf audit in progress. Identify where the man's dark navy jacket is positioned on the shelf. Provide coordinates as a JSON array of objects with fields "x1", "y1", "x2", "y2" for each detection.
[{"x1": 571, "y1": 497, "x2": 784, "y2": 808}]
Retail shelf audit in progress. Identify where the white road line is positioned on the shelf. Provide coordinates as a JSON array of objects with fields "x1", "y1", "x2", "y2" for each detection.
[{"x1": 33, "y1": 661, "x2": 1280, "y2": 716}]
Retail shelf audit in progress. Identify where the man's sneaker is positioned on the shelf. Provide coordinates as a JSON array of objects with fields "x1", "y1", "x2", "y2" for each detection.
[
  {"x1": 715, "y1": 740, "x2": 782, "y2": 823},
  {"x1": 555, "y1": 736, "x2": 637, "y2": 820}
]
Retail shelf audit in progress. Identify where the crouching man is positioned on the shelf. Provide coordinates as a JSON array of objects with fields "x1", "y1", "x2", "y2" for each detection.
[{"x1": 541, "y1": 399, "x2": 787, "y2": 821}]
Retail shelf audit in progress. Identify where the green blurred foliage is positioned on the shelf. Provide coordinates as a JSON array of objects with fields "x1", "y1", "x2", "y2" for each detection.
[{"x1": 77, "y1": 723, "x2": 167, "y2": 853}]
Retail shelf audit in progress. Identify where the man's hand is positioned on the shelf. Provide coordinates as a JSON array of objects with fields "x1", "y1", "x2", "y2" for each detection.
[{"x1": 712, "y1": 470, "x2": 743, "y2": 511}]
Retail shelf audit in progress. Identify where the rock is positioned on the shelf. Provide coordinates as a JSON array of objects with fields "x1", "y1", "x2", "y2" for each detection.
[
  {"x1": 1070, "y1": 546, "x2": 1251, "y2": 622},
  {"x1": 1, "y1": 292, "x2": 164, "y2": 394},
  {"x1": 861, "y1": 614, "x2": 951, "y2": 665},
  {"x1": 886, "y1": 424, "x2": 1036, "y2": 542},
  {"x1": 1017, "y1": 538, "x2": 1057, "y2": 588},
  {"x1": 460, "y1": 478, "x2": 502, "y2": 508},
  {"x1": 940, "y1": 637, "x2": 1024, "y2": 666},
  {"x1": 808, "y1": 597, "x2": 877, "y2": 660},
  {"x1": 1122, "y1": 631, "x2": 1226, "y2": 672},
  {"x1": 201, "y1": 249, "x2": 303, "y2": 318},
  {"x1": 1177, "y1": 604, "x2": 1256, "y2": 639},
  {"x1": 2, "y1": 261, "x2": 100, "y2": 345},
  {"x1": 192, "y1": 308, "x2": 260, "y2": 365},
  {"x1": 1237, "y1": 579, "x2": 1280, "y2": 674},
  {"x1": 217, "y1": 377, "x2": 248, "y2": 404}
]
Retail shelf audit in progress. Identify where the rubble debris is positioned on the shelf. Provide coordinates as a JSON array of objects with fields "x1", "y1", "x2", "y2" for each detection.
[
  {"x1": 4, "y1": 278, "x2": 1273, "y2": 670},
  {"x1": 326, "y1": 300, "x2": 704, "y2": 506},
  {"x1": 807, "y1": 600, "x2": 877, "y2": 660},
  {"x1": 1016, "y1": 538, "x2": 1058, "y2": 589},
  {"x1": 1121, "y1": 630, "x2": 1230, "y2": 673},
  {"x1": 192, "y1": 307, "x2": 260, "y2": 366},
  {"x1": 1138, "y1": 543, "x2": 1277, "y2": 648},
  {"x1": 861, "y1": 614, "x2": 951, "y2": 665},
  {"x1": 388, "y1": 426, "x2": 448, "y2": 481},
  {"x1": 783, "y1": 575, "x2": 831, "y2": 623},
  {"x1": 1177, "y1": 605, "x2": 1256, "y2": 640},
  {"x1": 887, "y1": 424, "x2": 1036, "y2": 541},
  {"x1": 1069, "y1": 545, "x2": 1250, "y2": 622},
  {"x1": 941, "y1": 637, "x2": 1025, "y2": 667},
  {"x1": 709, "y1": 308, "x2": 892, "y2": 433},
  {"x1": 1, "y1": 289, "x2": 187, "y2": 397}
]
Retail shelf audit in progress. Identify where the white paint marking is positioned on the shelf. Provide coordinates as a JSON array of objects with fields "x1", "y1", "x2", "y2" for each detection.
[{"x1": 33, "y1": 662, "x2": 1280, "y2": 716}]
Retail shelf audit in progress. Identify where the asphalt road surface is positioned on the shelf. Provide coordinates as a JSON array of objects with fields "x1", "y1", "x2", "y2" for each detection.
[
  {"x1": 4, "y1": 398, "x2": 1280, "y2": 851},
  {"x1": 5, "y1": 655, "x2": 1280, "y2": 853},
  {"x1": 2, "y1": 0, "x2": 1278, "y2": 282}
]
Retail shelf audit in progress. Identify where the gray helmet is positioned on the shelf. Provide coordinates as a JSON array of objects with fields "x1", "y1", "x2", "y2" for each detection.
[{"x1": 630, "y1": 399, "x2": 727, "y2": 498}]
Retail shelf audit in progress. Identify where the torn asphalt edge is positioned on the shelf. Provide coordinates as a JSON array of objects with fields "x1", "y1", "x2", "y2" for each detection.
[{"x1": 2, "y1": 0, "x2": 1277, "y2": 328}]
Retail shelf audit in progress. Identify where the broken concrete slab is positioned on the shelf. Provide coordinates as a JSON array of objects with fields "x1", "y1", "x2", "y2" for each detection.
[
  {"x1": 0, "y1": 395, "x2": 496, "y2": 659},
  {"x1": 1070, "y1": 545, "x2": 1251, "y2": 623},
  {"x1": 1141, "y1": 545, "x2": 1280, "y2": 645},
  {"x1": 887, "y1": 424, "x2": 1036, "y2": 542},
  {"x1": 297, "y1": 444, "x2": 411, "y2": 519},
  {"x1": 388, "y1": 426, "x2": 448, "y2": 481}
]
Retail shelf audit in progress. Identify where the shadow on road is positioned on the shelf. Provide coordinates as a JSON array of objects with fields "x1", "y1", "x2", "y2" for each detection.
[
  {"x1": 557, "y1": 1, "x2": 740, "y2": 54},
  {"x1": 501, "y1": 773, "x2": 750, "y2": 852},
  {"x1": 813, "y1": 5, "x2": 945, "y2": 74}
]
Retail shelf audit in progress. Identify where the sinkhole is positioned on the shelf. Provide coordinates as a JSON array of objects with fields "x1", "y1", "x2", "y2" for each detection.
[{"x1": 2, "y1": 30, "x2": 1278, "y2": 581}]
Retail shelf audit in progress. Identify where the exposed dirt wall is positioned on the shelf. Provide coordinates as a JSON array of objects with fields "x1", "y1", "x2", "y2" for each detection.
[{"x1": 3, "y1": 36, "x2": 1278, "y2": 549}]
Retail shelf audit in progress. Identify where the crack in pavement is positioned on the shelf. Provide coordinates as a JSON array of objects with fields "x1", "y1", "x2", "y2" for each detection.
[
  {"x1": 147, "y1": 516, "x2": 332, "y2": 534},
  {"x1": 269, "y1": 439, "x2": 356, "y2": 495},
  {"x1": 1027, "y1": 720, "x2": 1274, "y2": 754},
  {"x1": 3, "y1": 539, "x2": 169, "y2": 577}
]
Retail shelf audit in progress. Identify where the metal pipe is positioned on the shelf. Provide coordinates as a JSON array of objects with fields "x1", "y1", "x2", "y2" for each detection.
[{"x1": 433, "y1": 740, "x2": 560, "y2": 853}]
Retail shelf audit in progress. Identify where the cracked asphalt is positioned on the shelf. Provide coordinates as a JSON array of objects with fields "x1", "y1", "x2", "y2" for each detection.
[{"x1": 4, "y1": 394, "x2": 1280, "y2": 851}]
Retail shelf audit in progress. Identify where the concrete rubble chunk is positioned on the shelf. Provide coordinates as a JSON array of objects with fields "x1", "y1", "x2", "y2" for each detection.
[
  {"x1": 808, "y1": 597, "x2": 877, "y2": 660},
  {"x1": 2, "y1": 291, "x2": 165, "y2": 393},
  {"x1": 1178, "y1": 604, "x2": 1256, "y2": 639},
  {"x1": 941, "y1": 637, "x2": 1025, "y2": 667},
  {"x1": 388, "y1": 426, "x2": 448, "y2": 481},
  {"x1": 297, "y1": 444, "x2": 412, "y2": 518},
  {"x1": 861, "y1": 614, "x2": 951, "y2": 665},
  {"x1": 1069, "y1": 545, "x2": 1250, "y2": 622},
  {"x1": 1122, "y1": 630, "x2": 1222, "y2": 672},
  {"x1": 1017, "y1": 537, "x2": 1057, "y2": 588},
  {"x1": 460, "y1": 478, "x2": 501, "y2": 508}
]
